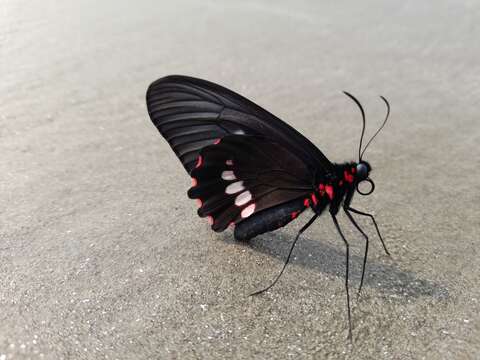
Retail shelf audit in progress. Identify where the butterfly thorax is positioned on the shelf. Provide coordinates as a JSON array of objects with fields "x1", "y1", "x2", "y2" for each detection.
[{"x1": 308, "y1": 162, "x2": 359, "y2": 216}]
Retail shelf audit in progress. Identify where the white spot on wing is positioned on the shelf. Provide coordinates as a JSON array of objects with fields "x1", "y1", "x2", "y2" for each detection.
[
  {"x1": 221, "y1": 170, "x2": 236, "y2": 181},
  {"x1": 233, "y1": 129, "x2": 245, "y2": 135},
  {"x1": 225, "y1": 181, "x2": 244, "y2": 194},
  {"x1": 235, "y1": 191, "x2": 252, "y2": 206},
  {"x1": 241, "y1": 203, "x2": 256, "y2": 218}
]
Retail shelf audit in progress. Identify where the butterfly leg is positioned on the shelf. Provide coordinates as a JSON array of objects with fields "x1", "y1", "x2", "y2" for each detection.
[
  {"x1": 331, "y1": 214, "x2": 353, "y2": 341},
  {"x1": 343, "y1": 207, "x2": 369, "y2": 299},
  {"x1": 249, "y1": 214, "x2": 318, "y2": 296},
  {"x1": 347, "y1": 207, "x2": 390, "y2": 256}
]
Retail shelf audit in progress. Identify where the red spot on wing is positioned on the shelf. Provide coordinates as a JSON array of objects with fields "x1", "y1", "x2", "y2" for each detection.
[
  {"x1": 213, "y1": 138, "x2": 221, "y2": 145},
  {"x1": 195, "y1": 155, "x2": 203, "y2": 168},
  {"x1": 191, "y1": 178, "x2": 198, "y2": 187},
  {"x1": 325, "y1": 185, "x2": 334, "y2": 200},
  {"x1": 196, "y1": 199, "x2": 203, "y2": 208},
  {"x1": 304, "y1": 198, "x2": 310, "y2": 207},
  {"x1": 351, "y1": 167, "x2": 356, "y2": 173},
  {"x1": 311, "y1": 193, "x2": 318, "y2": 205},
  {"x1": 291, "y1": 211, "x2": 300, "y2": 220}
]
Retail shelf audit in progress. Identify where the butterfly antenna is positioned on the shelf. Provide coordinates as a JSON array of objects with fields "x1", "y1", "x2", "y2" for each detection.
[
  {"x1": 343, "y1": 91, "x2": 366, "y2": 161},
  {"x1": 360, "y1": 96, "x2": 390, "y2": 159}
]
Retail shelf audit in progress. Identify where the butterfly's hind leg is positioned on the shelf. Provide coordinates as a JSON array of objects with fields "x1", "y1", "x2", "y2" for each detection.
[
  {"x1": 249, "y1": 214, "x2": 318, "y2": 296},
  {"x1": 331, "y1": 213, "x2": 353, "y2": 341}
]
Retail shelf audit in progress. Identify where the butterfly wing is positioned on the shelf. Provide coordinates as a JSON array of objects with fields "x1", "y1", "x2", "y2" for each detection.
[
  {"x1": 188, "y1": 135, "x2": 314, "y2": 232},
  {"x1": 146, "y1": 75, "x2": 334, "y2": 174}
]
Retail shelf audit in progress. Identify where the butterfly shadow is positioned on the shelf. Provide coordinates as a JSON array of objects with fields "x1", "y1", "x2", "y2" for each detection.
[{"x1": 220, "y1": 230, "x2": 448, "y2": 301}]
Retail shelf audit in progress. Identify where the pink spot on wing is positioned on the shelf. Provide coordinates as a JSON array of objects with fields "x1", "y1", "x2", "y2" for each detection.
[
  {"x1": 191, "y1": 178, "x2": 198, "y2": 187},
  {"x1": 325, "y1": 185, "x2": 334, "y2": 200},
  {"x1": 304, "y1": 198, "x2": 310, "y2": 207},
  {"x1": 213, "y1": 138, "x2": 221, "y2": 145},
  {"x1": 195, "y1": 155, "x2": 203, "y2": 168},
  {"x1": 207, "y1": 216, "x2": 214, "y2": 225},
  {"x1": 311, "y1": 194, "x2": 318, "y2": 205},
  {"x1": 241, "y1": 203, "x2": 256, "y2": 218},
  {"x1": 196, "y1": 199, "x2": 203, "y2": 208}
]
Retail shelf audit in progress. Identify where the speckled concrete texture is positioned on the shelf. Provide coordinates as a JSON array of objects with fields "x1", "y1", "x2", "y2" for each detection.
[{"x1": 1, "y1": 0, "x2": 479, "y2": 359}]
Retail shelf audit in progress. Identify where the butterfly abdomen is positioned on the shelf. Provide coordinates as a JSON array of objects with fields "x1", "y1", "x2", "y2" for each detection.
[{"x1": 234, "y1": 197, "x2": 308, "y2": 241}]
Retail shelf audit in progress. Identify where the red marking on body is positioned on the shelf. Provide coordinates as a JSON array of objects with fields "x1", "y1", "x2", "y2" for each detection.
[
  {"x1": 344, "y1": 170, "x2": 354, "y2": 183},
  {"x1": 304, "y1": 198, "x2": 310, "y2": 207},
  {"x1": 318, "y1": 183, "x2": 325, "y2": 196},
  {"x1": 325, "y1": 185, "x2": 334, "y2": 200},
  {"x1": 195, "y1": 155, "x2": 203, "y2": 168},
  {"x1": 196, "y1": 199, "x2": 203, "y2": 208},
  {"x1": 191, "y1": 178, "x2": 198, "y2": 187},
  {"x1": 311, "y1": 193, "x2": 318, "y2": 205},
  {"x1": 291, "y1": 211, "x2": 300, "y2": 220},
  {"x1": 207, "y1": 216, "x2": 214, "y2": 225},
  {"x1": 213, "y1": 138, "x2": 221, "y2": 145}
]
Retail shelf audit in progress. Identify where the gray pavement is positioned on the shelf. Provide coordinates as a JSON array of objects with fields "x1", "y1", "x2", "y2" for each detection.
[{"x1": 1, "y1": 0, "x2": 479, "y2": 359}]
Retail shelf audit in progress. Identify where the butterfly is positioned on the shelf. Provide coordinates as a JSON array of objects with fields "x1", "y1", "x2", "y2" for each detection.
[{"x1": 146, "y1": 75, "x2": 391, "y2": 339}]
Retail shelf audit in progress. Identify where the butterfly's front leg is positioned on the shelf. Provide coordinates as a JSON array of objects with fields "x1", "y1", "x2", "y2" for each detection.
[{"x1": 346, "y1": 206, "x2": 390, "y2": 256}]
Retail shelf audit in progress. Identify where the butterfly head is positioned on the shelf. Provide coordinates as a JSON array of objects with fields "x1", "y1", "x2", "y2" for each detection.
[
  {"x1": 343, "y1": 91, "x2": 391, "y2": 197},
  {"x1": 355, "y1": 161, "x2": 374, "y2": 196},
  {"x1": 356, "y1": 161, "x2": 370, "y2": 179}
]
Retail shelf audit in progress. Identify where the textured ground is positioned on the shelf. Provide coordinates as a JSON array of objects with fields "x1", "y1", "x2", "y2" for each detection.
[{"x1": 1, "y1": 0, "x2": 479, "y2": 359}]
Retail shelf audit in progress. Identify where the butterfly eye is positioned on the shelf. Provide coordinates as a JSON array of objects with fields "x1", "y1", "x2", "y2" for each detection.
[
  {"x1": 356, "y1": 162, "x2": 369, "y2": 180},
  {"x1": 356, "y1": 178, "x2": 375, "y2": 196}
]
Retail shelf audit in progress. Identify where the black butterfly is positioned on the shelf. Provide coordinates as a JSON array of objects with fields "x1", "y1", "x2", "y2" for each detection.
[{"x1": 146, "y1": 75, "x2": 391, "y2": 339}]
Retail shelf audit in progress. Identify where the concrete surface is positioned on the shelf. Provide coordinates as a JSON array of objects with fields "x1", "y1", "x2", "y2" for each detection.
[{"x1": 1, "y1": 0, "x2": 479, "y2": 359}]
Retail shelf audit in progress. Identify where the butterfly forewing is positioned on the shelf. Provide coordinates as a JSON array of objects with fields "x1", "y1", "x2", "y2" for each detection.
[{"x1": 146, "y1": 75, "x2": 334, "y2": 175}]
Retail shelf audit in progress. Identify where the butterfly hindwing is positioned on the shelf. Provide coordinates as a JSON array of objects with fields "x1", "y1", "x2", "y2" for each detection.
[
  {"x1": 188, "y1": 135, "x2": 314, "y2": 232},
  {"x1": 146, "y1": 75, "x2": 335, "y2": 175}
]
